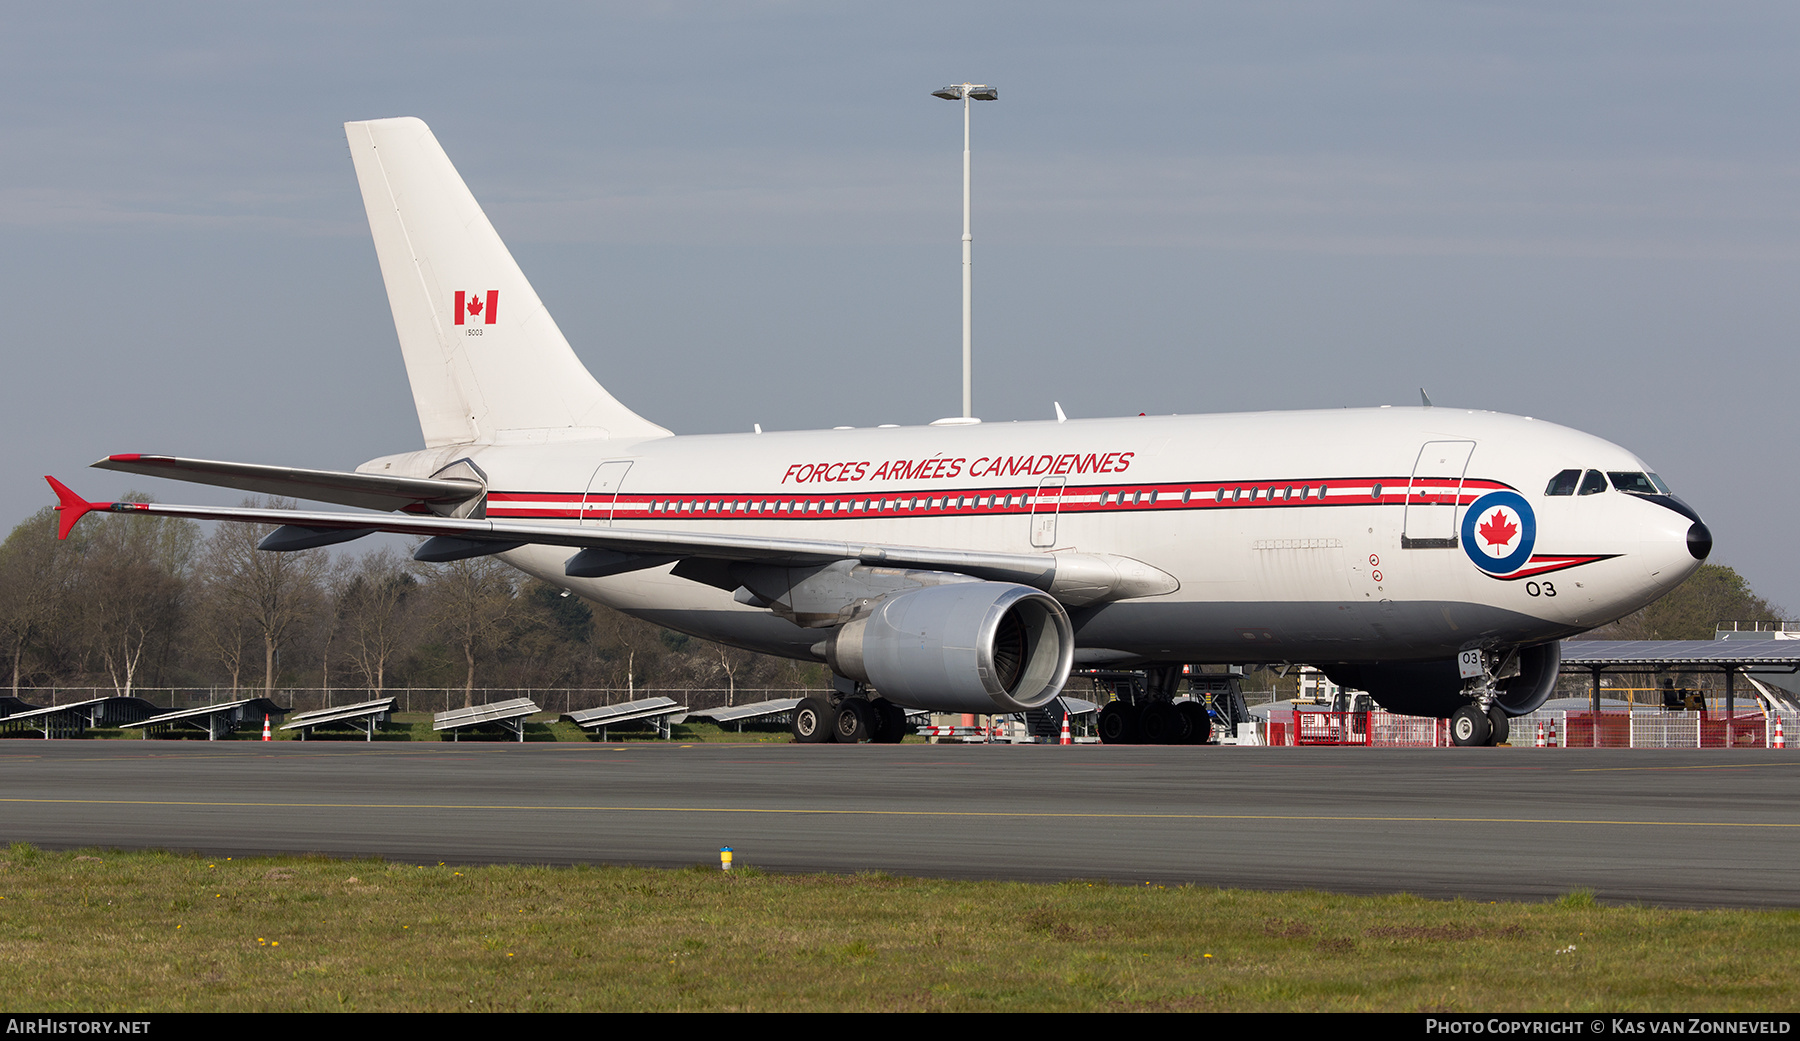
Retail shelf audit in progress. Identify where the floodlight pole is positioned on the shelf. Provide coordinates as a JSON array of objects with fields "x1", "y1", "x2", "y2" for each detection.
[
  {"x1": 933, "y1": 83, "x2": 997, "y2": 420},
  {"x1": 960, "y1": 92, "x2": 973, "y2": 420}
]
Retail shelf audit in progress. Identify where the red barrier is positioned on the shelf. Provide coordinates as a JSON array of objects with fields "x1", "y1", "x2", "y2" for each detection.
[
  {"x1": 1701, "y1": 714, "x2": 1766, "y2": 749},
  {"x1": 1293, "y1": 710, "x2": 1370, "y2": 746},
  {"x1": 1562, "y1": 712, "x2": 1631, "y2": 748}
]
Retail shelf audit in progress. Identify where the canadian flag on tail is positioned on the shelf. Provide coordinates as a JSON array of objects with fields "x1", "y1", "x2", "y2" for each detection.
[{"x1": 454, "y1": 290, "x2": 499, "y2": 326}]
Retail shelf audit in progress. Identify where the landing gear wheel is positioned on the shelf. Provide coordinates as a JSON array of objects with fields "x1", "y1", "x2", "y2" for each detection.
[
  {"x1": 793, "y1": 697, "x2": 833, "y2": 743},
  {"x1": 1486, "y1": 704, "x2": 1510, "y2": 747},
  {"x1": 1098, "y1": 702, "x2": 1140, "y2": 744},
  {"x1": 1451, "y1": 705, "x2": 1492, "y2": 747},
  {"x1": 1140, "y1": 702, "x2": 1183, "y2": 744},
  {"x1": 872, "y1": 699, "x2": 908, "y2": 743},
  {"x1": 833, "y1": 699, "x2": 875, "y2": 743},
  {"x1": 1177, "y1": 701, "x2": 1212, "y2": 745}
]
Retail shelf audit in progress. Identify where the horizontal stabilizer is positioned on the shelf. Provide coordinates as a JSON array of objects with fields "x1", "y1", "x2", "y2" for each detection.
[
  {"x1": 94, "y1": 454, "x2": 482, "y2": 513},
  {"x1": 44, "y1": 476, "x2": 106, "y2": 540}
]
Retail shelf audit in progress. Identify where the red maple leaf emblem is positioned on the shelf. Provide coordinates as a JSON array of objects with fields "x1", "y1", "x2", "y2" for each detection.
[
  {"x1": 466, "y1": 295, "x2": 484, "y2": 317},
  {"x1": 1478, "y1": 509, "x2": 1518, "y2": 548}
]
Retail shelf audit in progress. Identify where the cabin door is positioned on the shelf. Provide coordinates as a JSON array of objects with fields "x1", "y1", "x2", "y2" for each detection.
[
  {"x1": 1030, "y1": 477, "x2": 1066, "y2": 547},
  {"x1": 580, "y1": 461, "x2": 633, "y2": 526},
  {"x1": 1401, "y1": 441, "x2": 1475, "y2": 549}
]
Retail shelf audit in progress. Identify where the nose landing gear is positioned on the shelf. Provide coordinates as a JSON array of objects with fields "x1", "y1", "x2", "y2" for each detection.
[
  {"x1": 1450, "y1": 703, "x2": 1510, "y2": 746},
  {"x1": 1451, "y1": 650, "x2": 1516, "y2": 746}
]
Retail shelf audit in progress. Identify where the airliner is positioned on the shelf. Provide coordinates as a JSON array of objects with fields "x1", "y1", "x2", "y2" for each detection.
[{"x1": 46, "y1": 117, "x2": 1712, "y2": 747}]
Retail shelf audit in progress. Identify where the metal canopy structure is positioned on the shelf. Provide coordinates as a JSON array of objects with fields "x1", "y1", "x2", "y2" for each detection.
[
  {"x1": 123, "y1": 699, "x2": 289, "y2": 740},
  {"x1": 282, "y1": 697, "x2": 398, "y2": 742},
  {"x1": 433, "y1": 698, "x2": 541, "y2": 742},
  {"x1": 0, "y1": 697, "x2": 160, "y2": 739},
  {"x1": 683, "y1": 698, "x2": 800, "y2": 732},
  {"x1": 562, "y1": 697, "x2": 687, "y2": 740},
  {"x1": 1559, "y1": 639, "x2": 1800, "y2": 716}
]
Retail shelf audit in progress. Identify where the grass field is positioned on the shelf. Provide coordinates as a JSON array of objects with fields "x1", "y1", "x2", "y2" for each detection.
[{"x1": 2, "y1": 844, "x2": 1795, "y2": 1012}]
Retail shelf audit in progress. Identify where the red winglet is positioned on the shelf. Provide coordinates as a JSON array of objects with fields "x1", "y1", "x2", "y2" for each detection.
[{"x1": 44, "y1": 476, "x2": 109, "y2": 540}]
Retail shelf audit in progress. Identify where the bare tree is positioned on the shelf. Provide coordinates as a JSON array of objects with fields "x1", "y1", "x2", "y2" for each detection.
[
  {"x1": 417, "y1": 552, "x2": 516, "y2": 708},
  {"x1": 589, "y1": 605, "x2": 677, "y2": 702},
  {"x1": 337, "y1": 547, "x2": 416, "y2": 697},
  {"x1": 81, "y1": 558, "x2": 182, "y2": 696},
  {"x1": 71, "y1": 498, "x2": 197, "y2": 697},
  {"x1": 192, "y1": 579, "x2": 254, "y2": 694},
  {"x1": 193, "y1": 500, "x2": 329, "y2": 695},
  {"x1": 0, "y1": 507, "x2": 87, "y2": 695},
  {"x1": 711, "y1": 641, "x2": 760, "y2": 708}
]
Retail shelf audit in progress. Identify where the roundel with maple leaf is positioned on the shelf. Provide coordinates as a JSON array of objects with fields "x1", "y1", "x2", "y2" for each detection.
[{"x1": 1461, "y1": 490, "x2": 1536, "y2": 575}]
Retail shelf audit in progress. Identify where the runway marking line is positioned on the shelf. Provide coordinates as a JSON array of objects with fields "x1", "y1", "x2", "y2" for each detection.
[
  {"x1": 1570, "y1": 762, "x2": 1800, "y2": 773},
  {"x1": 0, "y1": 797, "x2": 1792, "y2": 829}
]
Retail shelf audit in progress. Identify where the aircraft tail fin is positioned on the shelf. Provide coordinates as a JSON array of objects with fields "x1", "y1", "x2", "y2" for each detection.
[{"x1": 345, "y1": 117, "x2": 670, "y2": 447}]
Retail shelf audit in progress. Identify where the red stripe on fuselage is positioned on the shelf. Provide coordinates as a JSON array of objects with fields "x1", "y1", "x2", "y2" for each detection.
[
  {"x1": 1493, "y1": 554, "x2": 1619, "y2": 580},
  {"x1": 480, "y1": 477, "x2": 1516, "y2": 522}
]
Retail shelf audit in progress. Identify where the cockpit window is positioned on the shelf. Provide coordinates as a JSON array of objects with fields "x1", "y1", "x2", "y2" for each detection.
[
  {"x1": 1545, "y1": 469, "x2": 1580, "y2": 496},
  {"x1": 1578, "y1": 470, "x2": 1608, "y2": 496},
  {"x1": 1608, "y1": 471, "x2": 1661, "y2": 495}
]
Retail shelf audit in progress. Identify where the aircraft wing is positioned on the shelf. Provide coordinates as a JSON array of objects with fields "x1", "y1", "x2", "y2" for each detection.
[
  {"x1": 92, "y1": 454, "x2": 482, "y2": 513},
  {"x1": 45, "y1": 478, "x2": 1176, "y2": 606}
]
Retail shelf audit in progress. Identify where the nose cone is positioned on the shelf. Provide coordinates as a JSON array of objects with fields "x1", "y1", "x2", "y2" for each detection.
[
  {"x1": 1637, "y1": 496, "x2": 1709, "y2": 592},
  {"x1": 1687, "y1": 520, "x2": 1713, "y2": 561}
]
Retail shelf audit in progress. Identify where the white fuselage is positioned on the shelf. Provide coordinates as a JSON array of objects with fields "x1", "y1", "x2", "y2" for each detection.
[{"x1": 364, "y1": 405, "x2": 1703, "y2": 668}]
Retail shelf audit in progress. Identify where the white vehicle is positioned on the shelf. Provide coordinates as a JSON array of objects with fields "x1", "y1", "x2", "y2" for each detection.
[{"x1": 48, "y1": 117, "x2": 1712, "y2": 747}]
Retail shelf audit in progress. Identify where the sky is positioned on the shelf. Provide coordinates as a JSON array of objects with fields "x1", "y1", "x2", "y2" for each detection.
[{"x1": 4, "y1": 2, "x2": 1797, "y2": 611}]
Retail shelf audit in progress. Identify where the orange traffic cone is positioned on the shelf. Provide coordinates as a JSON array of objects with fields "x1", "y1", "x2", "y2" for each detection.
[
  {"x1": 1059, "y1": 713, "x2": 1072, "y2": 745},
  {"x1": 1774, "y1": 715, "x2": 1786, "y2": 750},
  {"x1": 261, "y1": 714, "x2": 271, "y2": 742},
  {"x1": 1534, "y1": 720, "x2": 1546, "y2": 748}
]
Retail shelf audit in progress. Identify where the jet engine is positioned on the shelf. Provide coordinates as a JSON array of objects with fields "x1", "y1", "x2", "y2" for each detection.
[
  {"x1": 1322, "y1": 641, "x2": 1562, "y2": 719},
  {"x1": 820, "y1": 582, "x2": 1075, "y2": 714}
]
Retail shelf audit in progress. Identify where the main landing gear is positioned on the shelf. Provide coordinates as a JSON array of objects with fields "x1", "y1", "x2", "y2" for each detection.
[
  {"x1": 791, "y1": 683, "x2": 910, "y2": 744},
  {"x1": 1092, "y1": 666, "x2": 1239, "y2": 745},
  {"x1": 1098, "y1": 699, "x2": 1212, "y2": 745}
]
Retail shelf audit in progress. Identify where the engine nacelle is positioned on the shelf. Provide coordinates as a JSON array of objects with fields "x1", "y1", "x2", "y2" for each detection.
[
  {"x1": 822, "y1": 582, "x2": 1075, "y2": 714},
  {"x1": 1322, "y1": 641, "x2": 1562, "y2": 719}
]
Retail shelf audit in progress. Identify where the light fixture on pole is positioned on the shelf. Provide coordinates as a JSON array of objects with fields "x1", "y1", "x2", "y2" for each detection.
[{"x1": 932, "y1": 83, "x2": 998, "y2": 422}]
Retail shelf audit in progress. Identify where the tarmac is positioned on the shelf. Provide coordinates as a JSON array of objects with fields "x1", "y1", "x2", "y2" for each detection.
[{"x1": 1, "y1": 740, "x2": 1794, "y2": 907}]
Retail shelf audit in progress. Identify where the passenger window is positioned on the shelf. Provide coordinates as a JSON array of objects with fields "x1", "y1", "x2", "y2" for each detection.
[
  {"x1": 1578, "y1": 470, "x2": 1608, "y2": 496},
  {"x1": 1545, "y1": 469, "x2": 1580, "y2": 496}
]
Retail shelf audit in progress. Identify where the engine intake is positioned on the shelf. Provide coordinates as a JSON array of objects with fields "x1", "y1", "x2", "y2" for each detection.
[{"x1": 822, "y1": 582, "x2": 1075, "y2": 714}]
